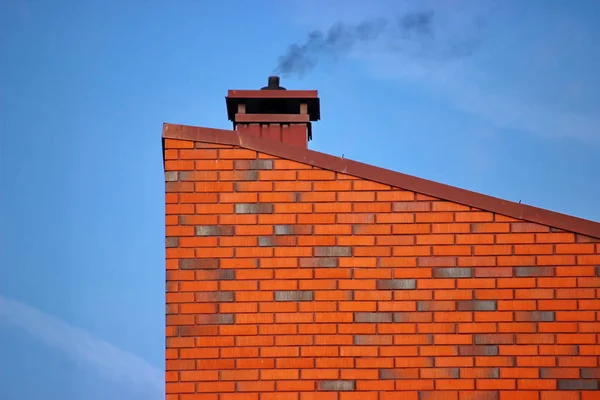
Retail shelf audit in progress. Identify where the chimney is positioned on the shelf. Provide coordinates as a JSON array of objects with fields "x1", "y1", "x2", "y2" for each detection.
[{"x1": 225, "y1": 76, "x2": 320, "y2": 148}]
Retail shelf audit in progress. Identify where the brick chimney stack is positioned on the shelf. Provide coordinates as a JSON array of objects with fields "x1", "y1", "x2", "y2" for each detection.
[{"x1": 225, "y1": 76, "x2": 320, "y2": 148}]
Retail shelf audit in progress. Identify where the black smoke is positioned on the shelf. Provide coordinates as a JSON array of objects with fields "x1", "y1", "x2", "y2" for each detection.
[{"x1": 274, "y1": 10, "x2": 479, "y2": 77}]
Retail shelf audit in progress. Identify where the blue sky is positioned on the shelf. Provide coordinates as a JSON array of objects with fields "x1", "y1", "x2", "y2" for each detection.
[{"x1": 1, "y1": 0, "x2": 599, "y2": 398}]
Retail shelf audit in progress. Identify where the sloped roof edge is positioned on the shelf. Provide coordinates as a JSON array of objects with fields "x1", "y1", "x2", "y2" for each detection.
[{"x1": 163, "y1": 123, "x2": 600, "y2": 239}]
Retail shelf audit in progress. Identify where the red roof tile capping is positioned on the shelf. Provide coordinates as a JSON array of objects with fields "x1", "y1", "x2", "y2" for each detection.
[{"x1": 162, "y1": 123, "x2": 600, "y2": 239}]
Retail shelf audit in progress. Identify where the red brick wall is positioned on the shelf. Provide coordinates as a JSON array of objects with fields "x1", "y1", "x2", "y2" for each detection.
[{"x1": 164, "y1": 138, "x2": 600, "y2": 400}]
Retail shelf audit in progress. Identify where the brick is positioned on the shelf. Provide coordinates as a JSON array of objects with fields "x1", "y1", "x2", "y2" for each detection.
[
  {"x1": 394, "y1": 312, "x2": 432, "y2": 323},
  {"x1": 165, "y1": 237, "x2": 179, "y2": 248},
  {"x1": 512, "y1": 222, "x2": 550, "y2": 232},
  {"x1": 379, "y1": 369, "x2": 405, "y2": 380},
  {"x1": 354, "y1": 312, "x2": 393, "y2": 323},
  {"x1": 313, "y1": 246, "x2": 352, "y2": 257},
  {"x1": 195, "y1": 225, "x2": 234, "y2": 236},
  {"x1": 274, "y1": 291, "x2": 314, "y2": 302},
  {"x1": 233, "y1": 203, "x2": 273, "y2": 214},
  {"x1": 432, "y1": 224, "x2": 471, "y2": 234},
  {"x1": 515, "y1": 311, "x2": 555, "y2": 322},
  {"x1": 581, "y1": 368, "x2": 600, "y2": 378},
  {"x1": 220, "y1": 170, "x2": 259, "y2": 181},
  {"x1": 514, "y1": 266, "x2": 554, "y2": 277},
  {"x1": 166, "y1": 182, "x2": 194, "y2": 192},
  {"x1": 433, "y1": 268, "x2": 472, "y2": 278},
  {"x1": 421, "y1": 368, "x2": 460, "y2": 379},
  {"x1": 556, "y1": 243, "x2": 595, "y2": 254},
  {"x1": 459, "y1": 346, "x2": 499, "y2": 356},
  {"x1": 557, "y1": 379, "x2": 598, "y2": 390},
  {"x1": 218, "y1": 148, "x2": 255, "y2": 159},
  {"x1": 234, "y1": 159, "x2": 273, "y2": 170},
  {"x1": 417, "y1": 301, "x2": 455, "y2": 312},
  {"x1": 179, "y1": 259, "x2": 219, "y2": 269},
  {"x1": 514, "y1": 244, "x2": 554, "y2": 254},
  {"x1": 165, "y1": 171, "x2": 179, "y2": 182},
  {"x1": 538, "y1": 255, "x2": 576, "y2": 265},
  {"x1": 318, "y1": 380, "x2": 355, "y2": 391},
  {"x1": 392, "y1": 201, "x2": 430, "y2": 211},
  {"x1": 471, "y1": 223, "x2": 510, "y2": 233},
  {"x1": 298, "y1": 170, "x2": 335, "y2": 180},
  {"x1": 274, "y1": 225, "x2": 312, "y2": 235},
  {"x1": 298, "y1": 258, "x2": 338, "y2": 268},
  {"x1": 377, "y1": 279, "x2": 417, "y2": 290},
  {"x1": 474, "y1": 334, "x2": 514, "y2": 345},
  {"x1": 194, "y1": 291, "x2": 234, "y2": 302},
  {"x1": 457, "y1": 300, "x2": 497, "y2": 311},
  {"x1": 195, "y1": 314, "x2": 235, "y2": 325},
  {"x1": 536, "y1": 232, "x2": 575, "y2": 243}
]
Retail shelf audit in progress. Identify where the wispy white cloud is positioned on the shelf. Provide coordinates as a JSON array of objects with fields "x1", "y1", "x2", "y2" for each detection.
[
  {"x1": 0, "y1": 295, "x2": 162, "y2": 398},
  {"x1": 282, "y1": 0, "x2": 600, "y2": 143},
  {"x1": 361, "y1": 53, "x2": 600, "y2": 143}
]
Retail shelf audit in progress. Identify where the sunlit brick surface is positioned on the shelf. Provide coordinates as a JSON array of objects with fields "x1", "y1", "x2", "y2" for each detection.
[{"x1": 164, "y1": 138, "x2": 600, "y2": 400}]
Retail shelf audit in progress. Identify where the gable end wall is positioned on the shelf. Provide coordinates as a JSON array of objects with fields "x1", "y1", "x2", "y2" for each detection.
[{"x1": 165, "y1": 139, "x2": 600, "y2": 400}]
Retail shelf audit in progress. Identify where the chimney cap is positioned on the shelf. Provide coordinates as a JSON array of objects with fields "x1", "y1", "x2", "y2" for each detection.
[{"x1": 261, "y1": 76, "x2": 286, "y2": 90}]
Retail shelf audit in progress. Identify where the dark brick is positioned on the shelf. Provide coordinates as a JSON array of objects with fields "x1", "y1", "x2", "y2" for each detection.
[
  {"x1": 487, "y1": 369, "x2": 500, "y2": 379},
  {"x1": 274, "y1": 225, "x2": 294, "y2": 235},
  {"x1": 417, "y1": 301, "x2": 454, "y2": 312},
  {"x1": 231, "y1": 170, "x2": 258, "y2": 181},
  {"x1": 515, "y1": 311, "x2": 555, "y2": 322},
  {"x1": 314, "y1": 247, "x2": 352, "y2": 257},
  {"x1": 458, "y1": 345, "x2": 499, "y2": 356},
  {"x1": 183, "y1": 270, "x2": 234, "y2": 281},
  {"x1": 165, "y1": 171, "x2": 178, "y2": 182},
  {"x1": 377, "y1": 279, "x2": 417, "y2": 290},
  {"x1": 581, "y1": 368, "x2": 600, "y2": 379},
  {"x1": 557, "y1": 379, "x2": 598, "y2": 390},
  {"x1": 353, "y1": 335, "x2": 393, "y2": 345},
  {"x1": 178, "y1": 326, "x2": 218, "y2": 337},
  {"x1": 379, "y1": 369, "x2": 398, "y2": 380},
  {"x1": 180, "y1": 259, "x2": 219, "y2": 269},
  {"x1": 354, "y1": 312, "x2": 393, "y2": 323},
  {"x1": 234, "y1": 159, "x2": 273, "y2": 170},
  {"x1": 195, "y1": 292, "x2": 234, "y2": 302},
  {"x1": 318, "y1": 380, "x2": 355, "y2": 391},
  {"x1": 195, "y1": 225, "x2": 234, "y2": 236},
  {"x1": 596, "y1": 266, "x2": 600, "y2": 276},
  {"x1": 474, "y1": 334, "x2": 514, "y2": 345},
  {"x1": 166, "y1": 182, "x2": 193, "y2": 193},
  {"x1": 166, "y1": 237, "x2": 179, "y2": 248},
  {"x1": 258, "y1": 236, "x2": 274, "y2": 247},
  {"x1": 457, "y1": 300, "x2": 497, "y2": 311},
  {"x1": 274, "y1": 224, "x2": 312, "y2": 235},
  {"x1": 443, "y1": 368, "x2": 460, "y2": 378},
  {"x1": 299, "y1": 258, "x2": 338, "y2": 268},
  {"x1": 540, "y1": 368, "x2": 558, "y2": 378},
  {"x1": 432, "y1": 267, "x2": 472, "y2": 278},
  {"x1": 197, "y1": 314, "x2": 235, "y2": 325},
  {"x1": 234, "y1": 203, "x2": 273, "y2": 214},
  {"x1": 274, "y1": 291, "x2": 314, "y2": 302},
  {"x1": 220, "y1": 270, "x2": 235, "y2": 280},
  {"x1": 515, "y1": 266, "x2": 554, "y2": 277}
]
